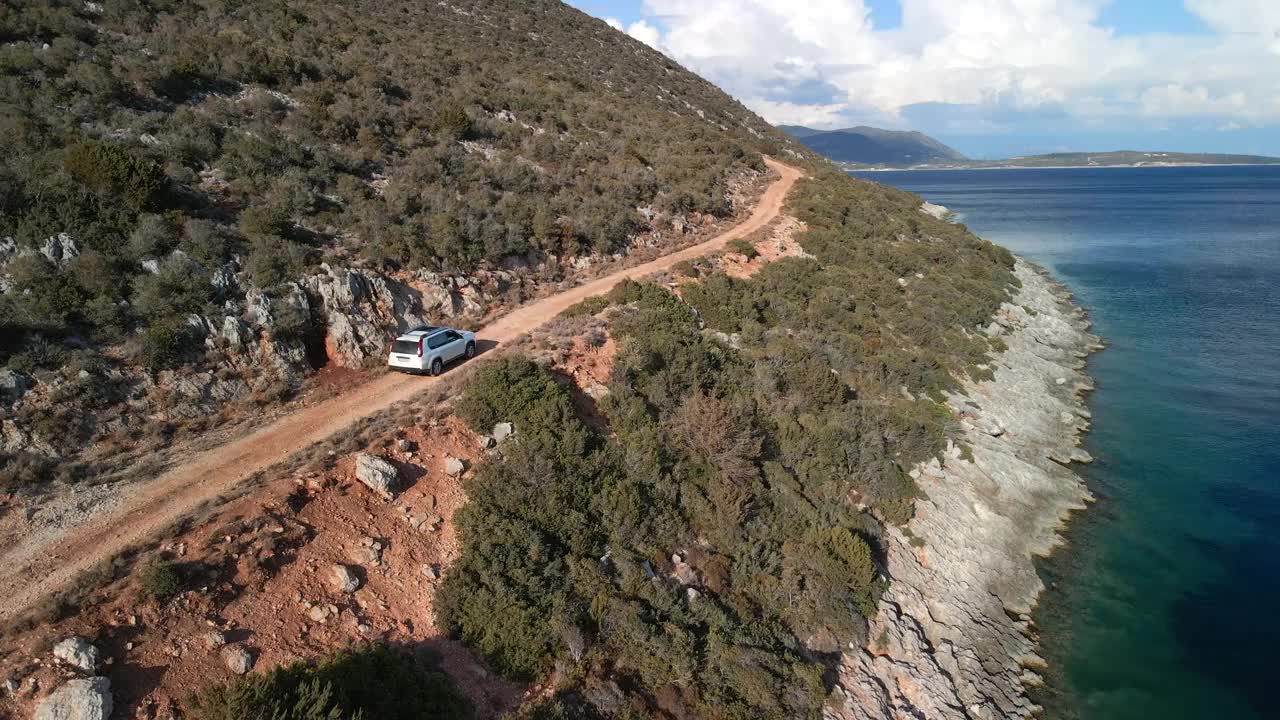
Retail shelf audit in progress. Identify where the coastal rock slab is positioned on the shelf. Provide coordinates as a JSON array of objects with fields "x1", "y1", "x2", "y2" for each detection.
[
  {"x1": 827, "y1": 260, "x2": 1099, "y2": 720},
  {"x1": 34, "y1": 677, "x2": 112, "y2": 720}
]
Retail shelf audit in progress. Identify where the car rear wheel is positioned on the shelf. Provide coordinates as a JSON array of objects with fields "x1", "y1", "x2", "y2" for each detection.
[
  {"x1": 465, "y1": 341, "x2": 476, "y2": 359},
  {"x1": 431, "y1": 358, "x2": 443, "y2": 376}
]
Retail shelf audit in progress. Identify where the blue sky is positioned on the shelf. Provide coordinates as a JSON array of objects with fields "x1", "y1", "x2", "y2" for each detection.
[{"x1": 566, "y1": 1, "x2": 1280, "y2": 157}]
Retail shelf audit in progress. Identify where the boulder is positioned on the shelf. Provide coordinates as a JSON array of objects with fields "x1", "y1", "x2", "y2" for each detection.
[
  {"x1": 331, "y1": 564, "x2": 361, "y2": 593},
  {"x1": 354, "y1": 454, "x2": 399, "y2": 498},
  {"x1": 34, "y1": 677, "x2": 112, "y2": 720},
  {"x1": 52, "y1": 637, "x2": 99, "y2": 672},
  {"x1": 491, "y1": 422, "x2": 515, "y2": 443},
  {"x1": 0, "y1": 369, "x2": 31, "y2": 403},
  {"x1": 39, "y1": 233, "x2": 79, "y2": 266},
  {"x1": 221, "y1": 645, "x2": 254, "y2": 675},
  {"x1": 444, "y1": 457, "x2": 466, "y2": 477},
  {"x1": 203, "y1": 631, "x2": 227, "y2": 650},
  {"x1": 222, "y1": 316, "x2": 251, "y2": 350},
  {"x1": 349, "y1": 537, "x2": 383, "y2": 566},
  {"x1": 478, "y1": 435, "x2": 496, "y2": 449}
]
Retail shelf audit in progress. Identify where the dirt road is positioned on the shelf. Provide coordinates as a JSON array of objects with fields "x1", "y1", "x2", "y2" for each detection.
[{"x1": 0, "y1": 158, "x2": 803, "y2": 624}]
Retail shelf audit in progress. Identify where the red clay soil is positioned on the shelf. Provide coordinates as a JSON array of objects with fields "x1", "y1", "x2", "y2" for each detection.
[
  {"x1": 0, "y1": 417, "x2": 526, "y2": 718},
  {"x1": 719, "y1": 215, "x2": 809, "y2": 280},
  {"x1": 0, "y1": 158, "x2": 803, "y2": 630}
]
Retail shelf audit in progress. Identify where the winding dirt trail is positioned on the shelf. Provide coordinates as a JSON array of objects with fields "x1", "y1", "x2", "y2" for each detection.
[{"x1": 0, "y1": 158, "x2": 803, "y2": 624}]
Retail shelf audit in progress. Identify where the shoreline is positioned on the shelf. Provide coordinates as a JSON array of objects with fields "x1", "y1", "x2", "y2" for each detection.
[
  {"x1": 849, "y1": 162, "x2": 1279, "y2": 172},
  {"x1": 827, "y1": 259, "x2": 1101, "y2": 719}
]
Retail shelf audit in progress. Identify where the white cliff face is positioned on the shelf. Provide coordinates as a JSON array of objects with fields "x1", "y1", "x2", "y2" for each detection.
[{"x1": 829, "y1": 260, "x2": 1102, "y2": 720}]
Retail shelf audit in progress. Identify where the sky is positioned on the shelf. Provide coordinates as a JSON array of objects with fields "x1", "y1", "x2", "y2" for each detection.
[{"x1": 566, "y1": 0, "x2": 1280, "y2": 158}]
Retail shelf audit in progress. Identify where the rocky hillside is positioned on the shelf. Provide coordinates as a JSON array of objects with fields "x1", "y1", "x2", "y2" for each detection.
[{"x1": 0, "y1": 0, "x2": 805, "y2": 486}]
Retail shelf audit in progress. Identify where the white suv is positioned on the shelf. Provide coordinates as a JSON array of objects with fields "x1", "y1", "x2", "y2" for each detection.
[{"x1": 387, "y1": 325, "x2": 477, "y2": 375}]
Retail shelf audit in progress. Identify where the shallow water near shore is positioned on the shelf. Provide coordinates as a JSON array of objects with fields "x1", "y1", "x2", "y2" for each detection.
[{"x1": 853, "y1": 166, "x2": 1280, "y2": 720}]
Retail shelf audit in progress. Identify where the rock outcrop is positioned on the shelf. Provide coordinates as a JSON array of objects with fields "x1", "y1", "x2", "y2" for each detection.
[
  {"x1": 34, "y1": 677, "x2": 112, "y2": 720},
  {"x1": 827, "y1": 260, "x2": 1100, "y2": 720}
]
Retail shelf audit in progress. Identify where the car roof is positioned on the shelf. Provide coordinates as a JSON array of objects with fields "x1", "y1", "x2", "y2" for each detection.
[{"x1": 395, "y1": 325, "x2": 457, "y2": 340}]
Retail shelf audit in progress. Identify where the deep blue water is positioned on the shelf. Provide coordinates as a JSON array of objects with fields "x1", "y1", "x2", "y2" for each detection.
[{"x1": 851, "y1": 166, "x2": 1280, "y2": 720}]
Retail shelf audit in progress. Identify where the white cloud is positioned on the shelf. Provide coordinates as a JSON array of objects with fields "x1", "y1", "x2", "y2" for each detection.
[
  {"x1": 625, "y1": 0, "x2": 1280, "y2": 128},
  {"x1": 745, "y1": 98, "x2": 852, "y2": 128},
  {"x1": 606, "y1": 17, "x2": 664, "y2": 50},
  {"x1": 625, "y1": 19, "x2": 664, "y2": 50}
]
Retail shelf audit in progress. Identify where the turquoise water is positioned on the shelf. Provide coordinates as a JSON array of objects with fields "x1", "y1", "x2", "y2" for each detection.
[{"x1": 853, "y1": 166, "x2": 1280, "y2": 720}]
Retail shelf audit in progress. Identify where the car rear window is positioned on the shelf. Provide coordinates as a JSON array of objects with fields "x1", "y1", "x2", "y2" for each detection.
[{"x1": 392, "y1": 339, "x2": 419, "y2": 354}]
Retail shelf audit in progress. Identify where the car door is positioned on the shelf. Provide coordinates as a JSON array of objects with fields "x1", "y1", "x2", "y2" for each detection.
[
  {"x1": 440, "y1": 330, "x2": 465, "y2": 362},
  {"x1": 426, "y1": 332, "x2": 449, "y2": 363}
]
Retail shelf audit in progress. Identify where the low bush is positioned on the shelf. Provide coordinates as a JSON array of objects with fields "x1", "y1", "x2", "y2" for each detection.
[
  {"x1": 63, "y1": 140, "x2": 165, "y2": 211},
  {"x1": 137, "y1": 559, "x2": 183, "y2": 601},
  {"x1": 187, "y1": 644, "x2": 472, "y2": 720},
  {"x1": 727, "y1": 237, "x2": 758, "y2": 259},
  {"x1": 139, "y1": 323, "x2": 187, "y2": 371}
]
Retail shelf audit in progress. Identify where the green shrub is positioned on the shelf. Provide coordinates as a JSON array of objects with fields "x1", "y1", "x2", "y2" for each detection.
[
  {"x1": 140, "y1": 323, "x2": 187, "y2": 370},
  {"x1": 433, "y1": 102, "x2": 472, "y2": 142},
  {"x1": 727, "y1": 237, "x2": 758, "y2": 259},
  {"x1": 559, "y1": 295, "x2": 610, "y2": 319},
  {"x1": 188, "y1": 644, "x2": 472, "y2": 720},
  {"x1": 246, "y1": 235, "x2": 310, "y2": 289},
  {"x1": 131, "y1": 257, "x2": 213, "y2": 322},
  {"x1": 63, "y1": 140, "x2": 165, "y2": 210},
  {"x1": 454, "y1": 356, "x2": 564, "y2": 434},
  {"x1": 137, "y1": 559, "x2": 184, "y2": 601}
]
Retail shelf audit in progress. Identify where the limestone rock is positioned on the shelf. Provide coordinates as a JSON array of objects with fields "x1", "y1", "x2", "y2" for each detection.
[
  {"x1": 349, "y1": 537, "x2": 383, "y2": 566},
  {"x1": 444, "y1": 457, "x2": 465, "y2": 476},
  {"x1": 0, "y1": 369, "x2": 31, "y2": 403},
  {"x1": 52, "y1": 637, "x2": 99, "y2": 672},
  {"x1": 203, "y1": 631, "x2": 227, "y2": 649},
  {"x1": 34, "y1": 677, "x2": 112, "y2": 720},
  {"x1": 331, "y1": 564, "x2": 361, "y2": 593},
  {"x1": 828, "y1": 260, "x2": 1099, "y2": 720},
  {"x1": 221, "y1": 645, "x2": 254, "y2": 675},
  {"x1": 39, "y1": 233, "x2": 79, "y2": 266},
  {"x1": 491, "y1": 422, "x2": 515, "y2": 443},
  {"x1": 354, "y1": 454, "x2": 399, "y2": 498},
  {"x1": 301, "y1": 264, "x2": 435, "y2": 367}
]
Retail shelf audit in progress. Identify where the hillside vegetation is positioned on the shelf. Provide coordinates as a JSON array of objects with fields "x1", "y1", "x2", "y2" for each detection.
[
  {"x1": 0, "y1": 0, "x2": 795, "y2": 481},
  {"x1": 440, "y1": 169, "x2": 1016, "y2": 719},
  {"x1": 1, "y1": 1, "x2": 1025, "y2": 718}
]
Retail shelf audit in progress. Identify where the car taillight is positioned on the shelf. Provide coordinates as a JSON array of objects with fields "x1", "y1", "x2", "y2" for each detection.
[{"x1": 417, "y1": 339, "x2": 424, "y2": 357}]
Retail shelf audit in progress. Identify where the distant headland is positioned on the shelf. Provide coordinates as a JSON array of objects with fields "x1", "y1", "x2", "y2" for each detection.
[{"x1": 780, "y1": 125, "x2": 1280, "y2": 170}]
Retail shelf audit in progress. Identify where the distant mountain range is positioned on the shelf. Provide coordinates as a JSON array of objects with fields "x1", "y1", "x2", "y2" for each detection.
[
  {"x1": 781, "y1": 125, "x2": 1280, "y2": 169},
  {"x1": 779, "y1": 125, "x2": 967, "y2": 166}
]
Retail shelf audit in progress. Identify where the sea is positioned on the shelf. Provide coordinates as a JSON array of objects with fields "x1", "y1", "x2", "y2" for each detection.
[{"x1": 850, "y1": 166, "x2": 1280, "y2": 720}]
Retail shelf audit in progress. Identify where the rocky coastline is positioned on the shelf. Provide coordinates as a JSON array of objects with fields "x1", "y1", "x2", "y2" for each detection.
[{"x1": 829, "y1": 259, "x2": 1102, "y2": 719}]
